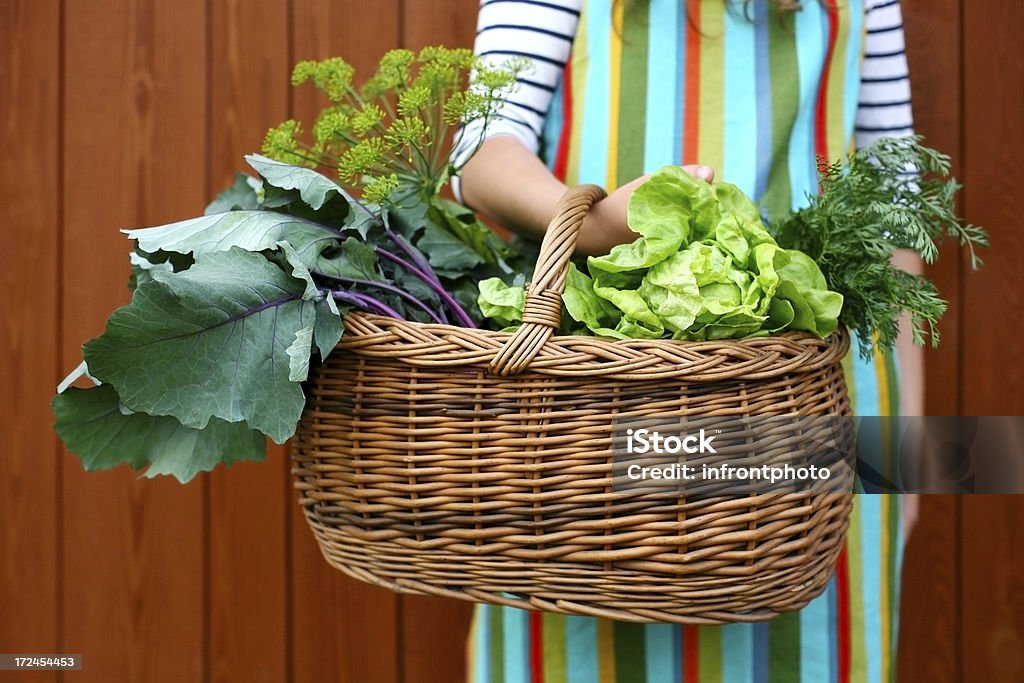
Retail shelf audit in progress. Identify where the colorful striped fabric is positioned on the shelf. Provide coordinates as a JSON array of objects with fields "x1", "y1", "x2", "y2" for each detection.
[
  {"x1": 466, "y1": 1, "x2": 913, "y2": 681},
  {"x1": 542, "y1": 0, "x2": 887, "y2": 216}
]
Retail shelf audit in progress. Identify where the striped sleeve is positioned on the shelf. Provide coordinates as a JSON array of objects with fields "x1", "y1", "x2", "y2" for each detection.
[
  {"x1": 451, "y1": 0, "x2": 581, "y2": 198},
  {"x1": 856, "y1": 0, "x2": 915, "y2": 148}
]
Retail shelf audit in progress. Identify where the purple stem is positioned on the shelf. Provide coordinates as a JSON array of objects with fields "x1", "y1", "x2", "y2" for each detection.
[
  {"x1": 381, "y1": 211, "x2": 444, "y2": 288},
  {"x1": 313, "y1": 270, "x2": 446, "y2": 324},
  {"x1": 331, "y1": 290, "x2": 404, "y2": 320},
  {"x1": 388, "y1": 229, "x2": 442, "y2": 287},
  {"x1": 374, "y1": 248, "x2": 476, "y2": 328}
]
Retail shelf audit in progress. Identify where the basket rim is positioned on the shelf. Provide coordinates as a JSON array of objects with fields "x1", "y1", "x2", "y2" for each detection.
[{"x1": 335, "y1": 312, "x2": 850, "y2": 382}]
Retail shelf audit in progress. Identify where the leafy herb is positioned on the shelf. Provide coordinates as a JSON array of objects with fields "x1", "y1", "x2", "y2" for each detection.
[
  {"x1": 770, "y1": 136, "x2": 988, "y2": 357},
  {"x1": 262, "y1": 47, "x2": 526, "y2": 203}
]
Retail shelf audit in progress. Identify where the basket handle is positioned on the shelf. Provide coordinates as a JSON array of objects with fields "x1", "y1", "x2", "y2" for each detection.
[{"x1": 488, "y1": 184, "x2": 607, "y2": 376}]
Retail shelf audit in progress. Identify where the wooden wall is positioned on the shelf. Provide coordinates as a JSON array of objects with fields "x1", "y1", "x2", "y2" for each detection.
[
  {"x1": 899, "y1": 1, "x2": 1024, "y2": 681},
  {"x1": 0, "y1": 0, "x2": 1020, "y2": 681}
]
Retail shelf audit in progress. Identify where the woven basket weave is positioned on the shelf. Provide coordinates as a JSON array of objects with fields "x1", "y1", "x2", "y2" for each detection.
[{"x1": 292, "y1": 185, "x2": 855, "y2": 624}]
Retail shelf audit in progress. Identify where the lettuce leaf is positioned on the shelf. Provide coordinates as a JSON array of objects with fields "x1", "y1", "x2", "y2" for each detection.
[
  {"x1": 481, "y1": 165, "x2": 843, "y2": 343},
  {"x1": 477, "y1": 278, "x2": 525, "y2": 328}
]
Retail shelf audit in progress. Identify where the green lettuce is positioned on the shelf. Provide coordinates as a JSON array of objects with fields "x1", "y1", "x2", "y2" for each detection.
[
  {"x1": 480, "y1": 165, "x2": 843, "y2": 342},
  {"x1": 477, "y1": 278, "x2": 525, "y2": 328}
]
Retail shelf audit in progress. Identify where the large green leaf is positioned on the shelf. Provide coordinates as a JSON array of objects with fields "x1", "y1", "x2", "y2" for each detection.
[
  {"x1": 245, "y1": 154, "x2": 353, "y2": 210},
  {"x1": 205, "y1": 172, "x2": 261, "y2": 213},
  {"x1": 128, "y1": 251, "x2": 174, "y2": 291},
  {"x1": 313, "y1": 296, "x2": 344, "y2": 360},
  {"x1": 53, "y1": 384, "x2": 265, "y2": 483},
  {"x1": 562, "y1": 264, "x2": 622, "y2": 336},
  {"x1": 417, "y1": 222, "x2": 486, "y2": 275},
  {"x1": 429, "y1": 196, "x2": 514, "y2": 267},
  {"x1": 316, "y1": 239, "x2": 381, "y2": 282},
  {"x1": 246, "y1": 155, "x2": 383, "y2": 238},
  {"x1": 83, "y1": 248, "x2": 316, "y2": 443},
  {"x1": 123, "y1": 211, "x2": 338, "y2": 267},
  {"x1": 773, "y1": 250, "x2": 844, "y2": 336}
]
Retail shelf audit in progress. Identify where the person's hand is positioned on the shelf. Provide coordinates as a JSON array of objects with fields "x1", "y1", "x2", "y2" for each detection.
[{"x1": 577, "y1": 165, "x2": 716, "y2": 256}]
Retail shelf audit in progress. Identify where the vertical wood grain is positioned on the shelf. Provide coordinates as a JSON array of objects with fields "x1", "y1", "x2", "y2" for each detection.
[
  {"x1": 961, "y1": 2, "x2": 1024, "y2": 681},
  {"x1": 897, "y1": 2, "x2": 962, "y2": 681},
  {"x1": 901, "y1": 0, "x2": 964, "y2": 418},
  {"x1": 399, "y1": 594, "x2": 475, "y2": 683},
  {"x1": 398, "y1": 3, "x2": 479, "y2": 681},
  {"x1": 207, "y1": 1, "x2": 291, "y2": 682},
  {"x1": 401, "y1": 0, "x2": 479, "y2": 53},
  {"x1": 961, "y1": 0, "x2": 1024, "y2": 416},
  {"x1": 61, "y1": 1, "x2": 208, "y2": 680},
  {"x1": 896, "y1": 496, "x2": 958, "y2": 681},
  {"x1": 1, "y1": 2, "x2": 1019, "y2": 682},
  {"x1": 288, "y1": 2, "x2": 402, "y2": 681},
  {"x1": 0, "y1": 1, "x2": 60, "y2": 678},
  {"x1": 961, "y1": 497, "x2": 1024, "y2": 682}
]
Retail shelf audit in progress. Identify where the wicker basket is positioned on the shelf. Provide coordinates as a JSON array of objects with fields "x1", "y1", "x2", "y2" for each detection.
[{"x1": 292, "y1": 185, "x2": 855, "y2": 624}]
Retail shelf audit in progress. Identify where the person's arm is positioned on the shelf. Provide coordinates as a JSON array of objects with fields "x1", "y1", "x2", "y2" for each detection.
[
  {"x1": 858, "y1": 0, "x2": 923, "y2": 419},
  {"x1": 461, "y1": 136, "x2": 713, "y2": 255},
  {"x1": 456, "y1": 0, "x2": 713, "y2": 255}
]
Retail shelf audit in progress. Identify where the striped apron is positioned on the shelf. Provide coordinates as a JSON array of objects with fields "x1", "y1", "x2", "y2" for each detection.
[{"x1": 469, "y1": 1, "x2": 906, "y2": 680}]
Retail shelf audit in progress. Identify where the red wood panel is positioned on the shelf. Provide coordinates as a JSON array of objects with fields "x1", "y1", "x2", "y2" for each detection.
[
  {"x1": 962, "y1": 497, "x2": 1024, "y2": 682},
  {"x1": 902, "y1": 0, "x2": 964, "y2": 418},
  {"x1": 0, "y1": 1, "x2": 60, "y2": 677},
  {"x1": 4, "y1": 2, "x2": 1022, "y2": 681},
  {"x1": 402, "y1": 0, "x2": 480, "y2": 52},
  {"x1": 60, "y1": 1, "x2": 208, "y2": 679},
  {"x1": 961, "y1": 0, "x2": 1024, "y2": 417},
  {"x1": 398, "y1": 4, "x2": 479, "y2": 681},
  {"x1": 207, "y1": 1, "x2": 291, "y2": 682},
  {"x1": 399, "y1": 594, "x2": 475, "y2": 683},
  {"x1": 897, "y1": 2, "x2": 962, "y2": 680},
  {"x1": 961, "y1": 3, "x2": 1024, "y2": 680},
  {"x1": 896, "y1": 497, "x2": 958, "y2": 681},
  {"x1": 288, "y1": 2, "x2": 402, "y2": 681}
]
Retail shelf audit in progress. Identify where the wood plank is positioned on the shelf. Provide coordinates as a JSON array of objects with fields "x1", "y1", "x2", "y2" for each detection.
[
  {"x1": 399, "y1": 595, "x2": 475, "y2": 683},
  {"x1": 896, "y1": 496, "x2": 958, "y2": 681},
  {"x1": 289, "y1": 0, "x2": 403, "y2": 127},
  {"x1": 901, "y1": 0, "x2": 964, "y2": 417},
  {"x1": 61, "y1": 1, "x2": 208, "y2": 679},
  {"x1": 0, "y1": 1, "x2": 60, "y2": 677},
  {"x1": 961, "y1": 497, "x2": 1024, "y2": 682},
  {"x1": 961, "y1": 1, "x2": 1024, "y2": 680},
  {"x1": 896, "y1": 2, "x2": 962, "y2": 680},
  {"x1": 288, "y1": 2, "x2": 402, "y2": 681},
  {"x1": 401, "y1": 0, "x2": 479, "y2": 52},
  {"x1": 207, "y1": 1, "x2": 291, "y2": 682},
  {"x1": 961, "y1": 0, "x2": 1024, "y2": 416},
  {"x1": 290, "y1": 504, "x2": 404, "y2": 683},
  {"x1": 398, "y1": 4, "x2": 479, "y2": 681}
]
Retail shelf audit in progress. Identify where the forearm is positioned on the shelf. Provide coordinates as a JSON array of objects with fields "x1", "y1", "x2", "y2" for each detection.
[
  {"x1": 893, "y1": 248, "x2": 925, "y2": 416},
  {"x1": 461, "y1": 135, "x2": 659, "y2": 255},
  {"x1": 459, "y1": 135, "x2": 566, "y2": 243}
]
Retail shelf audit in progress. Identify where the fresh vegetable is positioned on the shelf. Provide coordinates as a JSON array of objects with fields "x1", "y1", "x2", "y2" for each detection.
[
  {"x1": 53, "y1": 47, "x2": 529, "y2": 482},
  {"x1": 479, "y1": 166, "x2": 843, "y2": 340},
  {"x1": 771, "y1": 135, "x2": 988, "y2": 357},
  {"x1": 480, "y1": 137, "x2": 986, "y2": 359}
]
